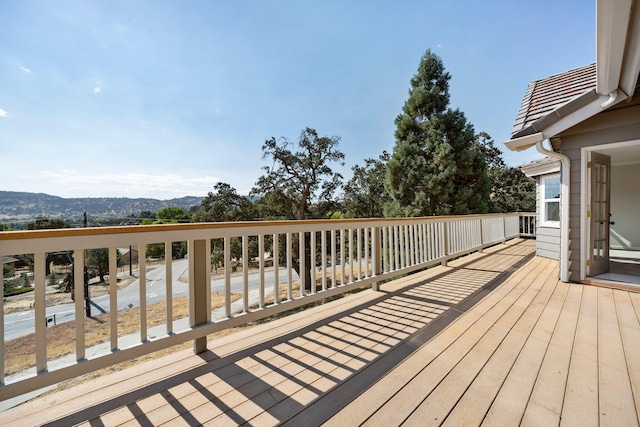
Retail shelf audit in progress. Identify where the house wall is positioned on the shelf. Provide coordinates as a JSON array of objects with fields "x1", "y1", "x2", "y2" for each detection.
[
  {"x1": 611, "y1": 164, "x2": 640, "y2": 250},
  {"x1": 555, "y1": 96, "x2": 640, "y2": 281},
  {"x1": 534, "y1": 175, "x2": 561, "y2": 260}
]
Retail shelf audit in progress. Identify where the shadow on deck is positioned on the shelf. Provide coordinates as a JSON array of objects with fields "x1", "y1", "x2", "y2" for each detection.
[{"x1": 3, "y1": 238, "x2": 639, "y2": 426}]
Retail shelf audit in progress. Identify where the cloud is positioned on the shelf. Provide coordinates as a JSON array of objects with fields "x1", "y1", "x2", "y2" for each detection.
[
  {"x1": 0, "y1": 109, "x2": 8, "y2": 118},
  {"x1": 20, "y1": 66, "x2": 32, "y2": 73},
  {"x1": 30, "y1": 171, "x2": 219, "y2": 199},
  {"x1": 93, "y1": 87, "x2": 101, "y2": 93}
]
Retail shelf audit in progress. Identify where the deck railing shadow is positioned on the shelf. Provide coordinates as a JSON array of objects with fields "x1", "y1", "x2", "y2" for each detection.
[{"x1": 40, "y1": 240, "x2": 535, "y2": 426}]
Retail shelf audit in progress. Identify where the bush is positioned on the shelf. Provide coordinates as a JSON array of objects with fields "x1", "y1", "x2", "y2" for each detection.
[{"x1": 4, "y1": 274, "x2": 33, "y2": 297}]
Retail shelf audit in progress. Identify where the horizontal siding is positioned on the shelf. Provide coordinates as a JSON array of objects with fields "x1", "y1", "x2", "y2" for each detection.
[
  {"x1": 536, "y1": 226, "x2": 560, "y2": 260},
  {"x1": 537, "y1": 247, "x2": 560, "y2": 260},
  {"x1": 537, "y1": 226, "x2": 560, "y2": 239}
]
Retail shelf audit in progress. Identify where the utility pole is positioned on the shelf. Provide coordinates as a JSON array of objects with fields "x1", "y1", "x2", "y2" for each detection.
[{"x1": 84, "y1": 212, "x2": 91, "y2": 318}]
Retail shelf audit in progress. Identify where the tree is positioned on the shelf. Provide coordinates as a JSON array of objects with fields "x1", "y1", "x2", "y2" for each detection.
[
  {"x1": 25, "y1": 217, "x2": 73, "y2": 275},
  {"x1": 155, "y1": 207, "x2": 192, "y2": 223},
  {"x1": 474, "y1": 132, "x2": 536, "y2": 212},
  {"x1": 192, "y1": 182, "x2": 255, "y2": 222},
  {"x1": 27, "y1": 217, "x2": 71, "y2": 230},
  {"x1": 252, "y1": 127, "x2": 345, "y2": 291},
  {"x1": 252, "y1": 127, "x2": 345, "y2": 220},
  {"x1": 344, "y1": 151, "x2": 390, "y2": 218},
  {"x1": 488, "y1": 166, "x2": 536, "y2": 212},
  {"x1": 384, "y1": 49, "x2": 491, "y2": 217},
  {"x1": 86, "y1": 249, "x2": 117, "y2": 283},
  {"x1": 143, "y1": 207, "x2": 190, "y2": 259}
]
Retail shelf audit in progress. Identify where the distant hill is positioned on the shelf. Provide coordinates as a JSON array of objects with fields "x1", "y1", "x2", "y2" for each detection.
[{"x1": 0, "y1": 191, "x2": 203, "y2": 224}]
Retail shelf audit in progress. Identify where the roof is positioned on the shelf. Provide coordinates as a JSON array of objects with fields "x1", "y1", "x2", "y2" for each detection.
[
  {"x1": 3, "y1": 256, "x2": 18, "y2": 265},
  {"x1": 520, "y1": 157, "x2": 561, "y2": 177},
  {"x1": 511, "y1": 63, "x2": 596, "y2": 138}
]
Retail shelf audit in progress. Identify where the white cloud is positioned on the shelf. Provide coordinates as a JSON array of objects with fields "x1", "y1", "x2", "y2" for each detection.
[
  {"x1": 93, "y1": 87, "x2": 101, "y2": 93},
  {"x1": 0, "y1": 109, "x2": 8, "y2": 118},
  {"x1": 30, "y1": 171, "x2": 219, "y2": 199},
  {"x1": 20, "y1": 66, "x2": 32, "y2": 73}
]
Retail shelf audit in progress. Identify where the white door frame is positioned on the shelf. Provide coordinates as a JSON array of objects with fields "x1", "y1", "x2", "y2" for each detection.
[{"x1": 580, "y1": 139, "x2": 640, "y2": 280}]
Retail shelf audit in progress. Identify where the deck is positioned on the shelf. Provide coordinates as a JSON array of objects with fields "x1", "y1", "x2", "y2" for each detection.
[{"x1": 1, "y1": 238, "x2": 639, "y2": 426}]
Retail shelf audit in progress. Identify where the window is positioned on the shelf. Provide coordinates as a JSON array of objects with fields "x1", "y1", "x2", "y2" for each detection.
[{"x1": 541, "y1": 174, "x2": 560, "y2": 225}]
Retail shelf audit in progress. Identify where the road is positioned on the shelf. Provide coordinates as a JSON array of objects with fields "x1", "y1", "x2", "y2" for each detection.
[{"x1": 4, "y1": 260, "x2": 298, "y2": 341}]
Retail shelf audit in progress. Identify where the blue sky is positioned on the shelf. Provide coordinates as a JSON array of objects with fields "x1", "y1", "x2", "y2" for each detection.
[{"x1": 1, "y1": 0, "x2": 594, "y2": 200}]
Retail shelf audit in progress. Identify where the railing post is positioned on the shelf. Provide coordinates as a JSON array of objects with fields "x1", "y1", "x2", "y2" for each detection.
[
  {"x1": 189, "y1": 239, "x2": 208, "y2": 354},
  {"x1": 372, "y1": 227, "x2": 382, "y2": 291},
  {"x1": 34, "y1": 252, "x2": 47, "y2": 373}
]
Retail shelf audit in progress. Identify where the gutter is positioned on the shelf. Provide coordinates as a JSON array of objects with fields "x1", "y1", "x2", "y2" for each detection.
[{"x1": 535, "y1": 140, "x2": 571, "y2": 282}]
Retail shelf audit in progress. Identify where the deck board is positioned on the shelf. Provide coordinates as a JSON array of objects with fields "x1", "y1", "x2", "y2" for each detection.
[
  {"x1": 441, "y1": 260, "x2": 559, "y2": 427},
  {"x1": 561, "y1": 284, "x2": 599, "y2": 427},
  {"x1": 2, "y1": 239, "x2": 640, "y2": 426},
  {"x1": 598, "y1": 287, "x2": 639, "y2": 427}
]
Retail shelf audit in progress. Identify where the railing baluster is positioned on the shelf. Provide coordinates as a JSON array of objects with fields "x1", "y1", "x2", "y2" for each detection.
[
  {"x1": 357, "y1": 228, "x2": 362, "y2": 281},
  {"x1": 273, "y1": 234, "x2": 279, "y2": 304},
  {"x1": 259, "y1": 234, "x2": 265, "y2": 308},
  {"x1": 299, "y1": 232, "x2": 306, "y2": 296},
  {"x1": 331, "y1": 229, "x2": 337, "y2": 288},
  {"x1": 286, "y1": 232, "x2": 292, "y2": 300},
  {"x1": 139, "y1": 244, "x2": 147, "y2": 342},
  {"x1": 409, "y1": 225, "x2": 415, "y2": 266},
  {"x1": 382, "y1": 226, "x2": 388, "y2": 272},
  {"x1": 224, "y1": 236, "x2": 231, "y2": 317},
  {"x1": 400, "y1": 225, "x2": 406, "y2": 269},
  {"x1": 73, "y1": 249, "x2": 85, "y2": 360},
  {"x1": 372, "y1": 227, "x2": 380, "y2": 291},
  {"x1": 164, "y1": 242, "x2": 173, "y2": 335},
  {"x1": 321, "y1": 231, "x2": 327, "y2": 291},
  {"x1": 394, "y1": 226, "x2": 399, "y2": 271},
  {"x1": 340, "y1": 229, "x2": 346, "y2": 285},
  {"x1": 34, "y1": 252, "x2": 46, "y2": 373},
  {"x1": 206, "y1": 238, "x2": 212, "y2": 319},
  {"x1": 243, "y1": 235, "x2": 249, "y2": 312},
  {"x1": 310, "y1": 231, "x2": 316, "y2": 295},
  {"x1": 364, "y1": 227, "x2": 369, "y2": 278}
]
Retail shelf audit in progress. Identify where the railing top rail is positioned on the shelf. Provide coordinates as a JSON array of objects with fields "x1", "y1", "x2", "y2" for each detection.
[{"x1": 0, "y1": 212, "x2": 530, "y2": 242}]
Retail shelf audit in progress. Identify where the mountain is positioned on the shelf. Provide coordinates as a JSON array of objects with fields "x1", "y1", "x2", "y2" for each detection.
[{"x1": 0, "y1": 191, "x2": 203, "y2": 223}]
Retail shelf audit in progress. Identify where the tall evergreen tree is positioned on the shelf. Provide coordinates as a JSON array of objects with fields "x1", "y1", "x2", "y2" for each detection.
[{"x1": 384, "y1": 49, "x2": 490, "y2": 217}]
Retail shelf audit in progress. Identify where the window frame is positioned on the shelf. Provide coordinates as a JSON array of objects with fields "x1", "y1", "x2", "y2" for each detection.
[{"x1": 540, "y1": 173, "x2": 561, "y2": 227}]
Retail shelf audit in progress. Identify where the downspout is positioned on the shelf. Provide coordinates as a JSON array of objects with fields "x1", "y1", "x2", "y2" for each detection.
[{"x1": 536, "y1": 140, "x2": 571, "y2": 282}]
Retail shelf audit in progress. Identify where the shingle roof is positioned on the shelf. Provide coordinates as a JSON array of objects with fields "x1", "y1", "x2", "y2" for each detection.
[{"x1": 511, "y1": 63, "x2": 596, "y2": 138}]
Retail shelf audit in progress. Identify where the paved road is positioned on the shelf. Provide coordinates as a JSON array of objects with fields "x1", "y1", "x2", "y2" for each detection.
[{"x1": 4, "y1": 260, "x2": 298, "y2": 341}]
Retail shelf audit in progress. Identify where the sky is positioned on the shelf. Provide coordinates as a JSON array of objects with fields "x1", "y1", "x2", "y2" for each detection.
[{"x1": 0, "y1": 0, "x2": 595, "y2": 200}]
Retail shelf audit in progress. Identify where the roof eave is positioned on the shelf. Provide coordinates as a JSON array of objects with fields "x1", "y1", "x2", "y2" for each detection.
[
  {"x1": 521, "y1": 159, "x2": 561, "y2": 177},
  {"x1": 504, "y1": 90, "x2": 628, "y2": 150}
]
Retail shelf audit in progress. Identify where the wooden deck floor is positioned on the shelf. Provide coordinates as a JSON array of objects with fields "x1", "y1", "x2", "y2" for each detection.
[{"x1": 2, "y1": 239, "x2": 640, "y2": 426}]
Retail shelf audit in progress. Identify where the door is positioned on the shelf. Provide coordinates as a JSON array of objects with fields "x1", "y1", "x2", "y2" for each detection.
[{"x1": 590, "y1": 152, "x2": 611, "y2": 276}]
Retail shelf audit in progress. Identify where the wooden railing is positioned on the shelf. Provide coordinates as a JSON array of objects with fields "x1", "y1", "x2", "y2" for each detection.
[{"x1": 0, "y1": 213, "x2": 534, "y2": 400}]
